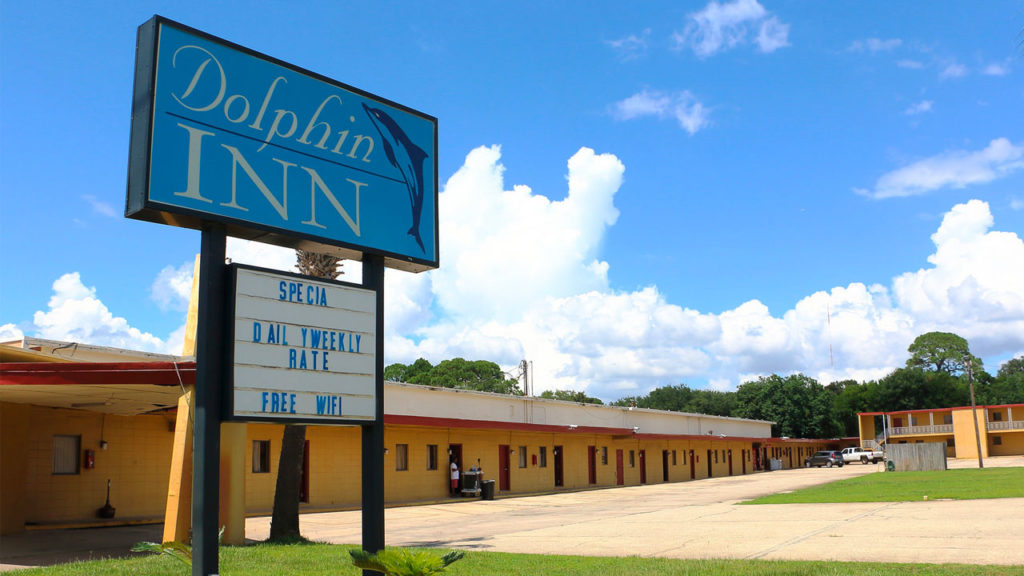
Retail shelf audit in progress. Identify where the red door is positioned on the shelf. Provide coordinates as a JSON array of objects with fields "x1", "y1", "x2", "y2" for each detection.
[
  {"x1": 553, "y1": 445, "x2": 564, "y2": 487},
  {"x1": 498, "y1": 445, "x2": 510, "y2": 491},
  {"x1": 639, "y1": 450, "x2": 647, "y2": 484},
  {"x1": 689, "y1": 450, "x2": 695, "y2": 479},
  {"x1": 300, "y1": 440, "x2": 310, "y2": 503},
  {"x1": 587, "y1": 446, "x2": 597, "y2": 484},
  {"x1": 728, "y1": 450, "x2": 733, "y2": 476},
  {"x1": 706, "y1": 450, "x2": 713, "y2": 478},
  {"x1": 741, "y1": 449, "x2": 746, "y2": 475},
  {"x1": 449, "y1": 444, "x2": 463, "y2": 492},
  {"x1": 615, "y1": 449, "x2": 624, "y2": 485}
]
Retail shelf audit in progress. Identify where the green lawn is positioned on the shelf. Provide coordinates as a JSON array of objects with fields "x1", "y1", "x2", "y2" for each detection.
[
  {"x1": 12, "y1": 543, "x2": 1024, "y2": 576},
  {"x1": 744, "y1": 467, "x2": 1024, "y2": 505}
]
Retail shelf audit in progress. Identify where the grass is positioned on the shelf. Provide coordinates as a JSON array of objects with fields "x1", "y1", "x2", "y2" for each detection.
[
  {"x1": 744, "y1": 467, "x2": 1024, "y2": 505},
  {"x1": 11, "y1": 544, "x2": 1024, "y2": 576}
]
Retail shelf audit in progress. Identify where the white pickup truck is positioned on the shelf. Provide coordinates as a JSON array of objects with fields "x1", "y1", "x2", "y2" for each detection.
[{"x1": 841, "y1": 447, "x2": 884, "y2": 464}]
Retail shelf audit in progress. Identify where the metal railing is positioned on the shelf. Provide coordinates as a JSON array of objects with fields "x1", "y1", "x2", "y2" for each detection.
[
  {"x1": 889, "y1": 424, "x2": 953, "y2": 436},
  {"x1": 988, "y1": 420, "x2": 1024, "y2": 431}
]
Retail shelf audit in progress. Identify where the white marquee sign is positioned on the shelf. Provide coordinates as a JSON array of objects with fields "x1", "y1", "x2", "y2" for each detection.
[{"x1": 228, "y1": 265, "x2": 376, "y2": 422}]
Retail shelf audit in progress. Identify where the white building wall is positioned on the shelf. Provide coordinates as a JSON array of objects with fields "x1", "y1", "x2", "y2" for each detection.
[{"x1": 385, "y1": 382, "x2": 772, "y2": 439}]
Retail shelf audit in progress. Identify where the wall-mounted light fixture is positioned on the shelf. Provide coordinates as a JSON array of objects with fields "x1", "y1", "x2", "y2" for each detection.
[
  {"x1": 383, "y1": 448, "x2": 389, "y2": 455},
  {"x1": 632, "y1": 426, "x2": 640, "y2": 433},
  {"x1": 568, "y1": 424, "x2": 578, "y2": 430},
  {"x1": 100, "y1": 440, "x2": 109, "y2": 450}
]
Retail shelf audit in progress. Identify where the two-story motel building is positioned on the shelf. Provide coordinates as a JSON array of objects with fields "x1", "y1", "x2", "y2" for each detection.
[{"x1": 858, "y1": 404, "x2": 1024, "y2": 459}]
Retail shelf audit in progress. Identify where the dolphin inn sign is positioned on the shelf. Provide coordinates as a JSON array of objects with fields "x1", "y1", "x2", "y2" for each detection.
[
  {"x1": 127, "y1": 16, "x2": 438, "y2": 271},
  {"x1": 125, "y1": 16, "x2": 435, "y2": 574}
]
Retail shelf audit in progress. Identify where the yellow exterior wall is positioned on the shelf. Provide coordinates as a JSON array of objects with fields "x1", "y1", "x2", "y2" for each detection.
[
  {"x1": 384, "y1": 426, "x2": 449, "y2": 502},
  {"x1": 1, "y1": 403, "x2": 31, "y2": 534},
  {"x1": 952, "y1": 408, "x2": 989, "y2": 459},
  {"x1": 988, "y1": 431, "x2": 1024, "y2": 456},
  {"x1": 12, "y1": 403, "x2": 173, "y2": 526},
  {"x1": 5, "y1": 403, "x2": 845, "y2": 531},
  {"x1": 858, "y1": 414, "x2": 877, "y2": 445}
]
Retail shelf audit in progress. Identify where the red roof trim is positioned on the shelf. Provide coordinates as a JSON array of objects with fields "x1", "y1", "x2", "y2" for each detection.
[
  {"x1": 0, "y1": 361, "x2": 196, "y2": 387},
  {"x1": 636, "y1": 433, "x2": 773, "y2": 442},
  {"x1": 858, "y1": 403, "x2": 1024, "y2": 417}
]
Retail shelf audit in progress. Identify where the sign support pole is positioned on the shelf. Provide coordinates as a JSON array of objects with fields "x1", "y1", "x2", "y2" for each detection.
[
  {"x1": 194, "y1": 222, "x2": 226, "y2": 576},
  {"x1": 361, "y1": 254, "x2": 386, "y2": 567}
]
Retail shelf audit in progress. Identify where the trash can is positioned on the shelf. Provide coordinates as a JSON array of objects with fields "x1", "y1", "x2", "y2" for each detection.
[
  {"x1": 886, "y1": 460, "x2": 895, "y2": 472},
  {"x1": 461, "y1": 471, "x2": 481, "y2": 496},
  {"x1": 481, "y1": 480, "x2": 495, "y2": 500}
]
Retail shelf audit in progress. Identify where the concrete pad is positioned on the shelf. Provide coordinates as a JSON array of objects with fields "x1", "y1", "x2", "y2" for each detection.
[
  {"x1": 243, "y1": 462, "x2": 1024, "y2": 566},
  {"x1": 4, "y1": 457, "x2": 1023, "y2": 570}
]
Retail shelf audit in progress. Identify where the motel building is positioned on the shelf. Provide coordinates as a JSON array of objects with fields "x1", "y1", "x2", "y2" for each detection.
[
  {"x1": 0, "y1": 337, "x2": 845, "y2": 540},
  {"x1": 858, "y1": 405, "x2": 1024, "y2": 459}
]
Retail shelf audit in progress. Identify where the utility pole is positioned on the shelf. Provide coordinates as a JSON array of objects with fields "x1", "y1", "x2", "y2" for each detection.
[{"x1": 968, "y1": 357, "x2": 984, "y2": 469}]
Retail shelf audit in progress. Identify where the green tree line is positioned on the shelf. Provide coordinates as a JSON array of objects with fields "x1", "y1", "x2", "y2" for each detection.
[{"x1": 386, "y1": 333, "x2": 1024, "y2": 438}]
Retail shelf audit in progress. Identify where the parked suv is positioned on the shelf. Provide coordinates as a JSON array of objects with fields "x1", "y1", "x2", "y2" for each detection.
[{"x1": 804, "y1": 450, "x2": 844, "y2": 468}]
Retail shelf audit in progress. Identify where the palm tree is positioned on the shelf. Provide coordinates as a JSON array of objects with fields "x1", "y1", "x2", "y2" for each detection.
[{"x1": 268, "y1": 250, "x2": 342, "y2": 541}]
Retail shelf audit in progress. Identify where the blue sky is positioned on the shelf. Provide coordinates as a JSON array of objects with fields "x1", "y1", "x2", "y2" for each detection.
[{"x1": 2, "y1": 1, "x2": 1023, "y2": 400}]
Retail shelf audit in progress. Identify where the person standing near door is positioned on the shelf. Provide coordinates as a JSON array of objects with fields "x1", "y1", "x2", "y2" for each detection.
[{"x1": 450, "y1": 460, "x2": 460, "y2": 496}]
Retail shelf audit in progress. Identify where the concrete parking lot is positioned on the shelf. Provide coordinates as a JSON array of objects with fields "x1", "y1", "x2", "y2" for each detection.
[{"x1": 3, "y1": 456, "x2": 1023, "y2": 570}]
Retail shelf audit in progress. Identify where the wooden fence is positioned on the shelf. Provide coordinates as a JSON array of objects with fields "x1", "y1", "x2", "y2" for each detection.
[{"x1": 887, "y1": 442, "x2": 947, "y2": 471}]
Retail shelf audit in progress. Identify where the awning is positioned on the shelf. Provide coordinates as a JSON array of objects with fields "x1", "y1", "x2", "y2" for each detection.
[{"x1": 0, "y1": 361, "x2": 195, "y2": 416}]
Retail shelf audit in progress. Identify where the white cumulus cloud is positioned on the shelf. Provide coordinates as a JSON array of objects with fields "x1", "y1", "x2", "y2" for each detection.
[
  {"x1": 0, "y1": 324, "x2": 25, "y2": 342},
  {"x1": 21, "y1": 154, "x2": 1024, "y2": 403},
  {"x1": 904, "y1": 100, "x2": 933, "y2": 116},
  {"x1": 151, "y1": 262, "x2": 195, "y2": 312},
  {"x1": 380, "y1": 145, "x2": 1024, "y2": 400},
  {"x1": 982, "y1": 61, "x2": 1010, "y2": 76},
  {"x1": 856, "y1": 138, "x2": 1024, "y2": 199},
  {"x1": 606, "y1": 29, "x2": 650, "y2": 61},
  {"x1": 892, "y1": 200, "x2": 1024, "y2": 356},
  {"x1": 940, "y1": 62, "x2": 968, "y2": 79},
  {"x1": 428, "y1": 146, "x2": 621, "y2": 324},
  {"x1": 673, "y1": 0, "x2": 789, "y2": 57},
  {"x1": 613, "y1": 89, "x2": 710, "y2": 135},
  {"x1": 32, "y1": 273, "x2": 174, "y2": 353}
]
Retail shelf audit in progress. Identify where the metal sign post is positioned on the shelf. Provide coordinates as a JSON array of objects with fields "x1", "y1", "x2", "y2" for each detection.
[
  {"x1": 361, "y1": 254, "x2": 386, "y2": 562},
  {"x1": 193, "y1": 223, "x2": 227, "y2": 576}
]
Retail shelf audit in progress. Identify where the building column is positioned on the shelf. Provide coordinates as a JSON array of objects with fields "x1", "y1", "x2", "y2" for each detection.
[
  {"x1": 219, "y1": 422, "x2": 247, "y2": 545},
  {"x1": 162, "y1": 390, "x2": 194, "y2": 543}
]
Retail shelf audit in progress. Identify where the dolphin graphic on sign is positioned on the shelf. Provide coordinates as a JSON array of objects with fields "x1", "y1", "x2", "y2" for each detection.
[{"x1": 362, "y1": 103, "x2": 429, "y2": 253}]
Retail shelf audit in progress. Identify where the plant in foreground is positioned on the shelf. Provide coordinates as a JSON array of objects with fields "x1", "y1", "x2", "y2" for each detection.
[
  {"x1": 131, "y1": 527, "x2": 224, "y2": 568},
  {"x1": 349, "y1": 548, "x2": 464, "y2": 576}
]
